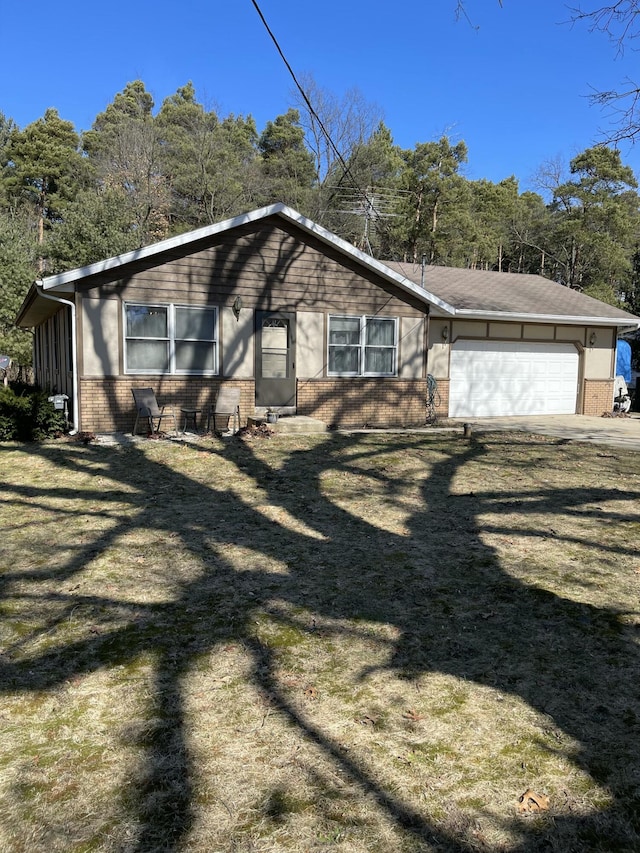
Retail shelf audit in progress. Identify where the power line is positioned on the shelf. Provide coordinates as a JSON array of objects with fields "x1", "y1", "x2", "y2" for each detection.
[
  {"x1": 248, "y1": 0, "x2": 385, "y2": 226},
  {"x1": 248, "y1": 0, "x2": 423, "y2": 280}
]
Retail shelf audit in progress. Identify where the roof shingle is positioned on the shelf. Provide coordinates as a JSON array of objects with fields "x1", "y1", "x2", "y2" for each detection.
[{"x1": 383, "y1": 262, "x2": 639, "y2": 322}]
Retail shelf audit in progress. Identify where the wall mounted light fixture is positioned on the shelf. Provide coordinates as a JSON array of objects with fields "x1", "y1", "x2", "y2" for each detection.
[
  {"x1": 589, "y1": 331, "x2": 597, "y2": 346},
  {"x1": 232, "y1": 296, "x2": 243, "y2": 321},
  {"x1": 441, "y1": 326, "x2": 449, "y2": 342}
]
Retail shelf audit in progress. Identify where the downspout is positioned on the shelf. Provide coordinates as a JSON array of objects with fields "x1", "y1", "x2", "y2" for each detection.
[{"x1": 35, "y1": 284, "x2": 79, "y2": 435}]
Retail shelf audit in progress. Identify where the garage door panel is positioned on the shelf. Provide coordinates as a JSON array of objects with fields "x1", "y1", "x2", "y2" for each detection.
[{"x1": 449, "y1": 341, "x2": 579, "y2": 417}]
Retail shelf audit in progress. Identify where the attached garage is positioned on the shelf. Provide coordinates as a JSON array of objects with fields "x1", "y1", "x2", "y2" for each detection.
[
  {"x1": 383, "y1": 262, "x2": 640, "y2": 419},
  {"x1": 449, "y1": 340, "x2": 580, "y2": 417}
]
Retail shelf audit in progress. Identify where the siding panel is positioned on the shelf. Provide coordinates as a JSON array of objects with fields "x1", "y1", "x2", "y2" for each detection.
[{"x1": 79, "y1": 222, "x2": 427, "y2": 319}]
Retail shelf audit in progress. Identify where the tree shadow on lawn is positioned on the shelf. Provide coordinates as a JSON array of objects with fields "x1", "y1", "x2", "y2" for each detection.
[{"x1": 1, "y1": 432, "x2": 639, "y2": 851}]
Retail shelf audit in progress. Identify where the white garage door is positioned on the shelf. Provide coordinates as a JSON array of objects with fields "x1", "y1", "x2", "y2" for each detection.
[{"x1": 449, "y1": 340, "x2": 579, "y2": 417}]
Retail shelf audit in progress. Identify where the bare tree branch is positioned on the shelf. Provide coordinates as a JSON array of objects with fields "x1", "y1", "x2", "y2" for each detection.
[
  {"x1": 568, "y1": 3, "x2": 640, "y2": 143},
  {"x1": 569, "y1": 2, "x2": 640, "y2": 54},
  {"x1": 587, "y1": 79, "x2": 640, "y2": 143}
]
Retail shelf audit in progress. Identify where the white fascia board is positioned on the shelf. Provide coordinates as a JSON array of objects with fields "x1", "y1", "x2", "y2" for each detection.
[
  {"x1": 273, "y1": 205, "x2": 456, "y2": 315},
  {"x1": 36, "y1": 202, "x2": 456, "y2": 315},
  {"x1": 454, "y1": 309, "x2": 640, "y2": 328},
  {"x1": 38, "y1": 205, "x2": 289, "y2": 290}
]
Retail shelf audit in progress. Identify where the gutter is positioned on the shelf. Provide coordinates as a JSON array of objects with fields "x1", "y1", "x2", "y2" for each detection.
[
  {"x1": 37, "y1": 202, "x2": 457, "y2": 317},
  {"x1": 34, "y1": 285, "x2": 79, "y2": 435},
  {"x1": 434, "y1": 308, "x2": 640, "y2": 328}
]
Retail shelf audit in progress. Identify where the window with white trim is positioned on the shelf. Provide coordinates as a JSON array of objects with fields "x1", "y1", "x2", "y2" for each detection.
[
  {"x1": 328, "y1": 315, "x2": 397, "y2": 376},
  {"x1": 124, "y1": 303, "x2": 218, "y2": 374}
]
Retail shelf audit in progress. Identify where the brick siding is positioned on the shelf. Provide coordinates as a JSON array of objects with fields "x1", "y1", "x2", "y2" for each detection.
[
  {"x1": 582, "y1": 378, "x2": 615, "y2": 416},
  {"x1": 296, "y1": 378, "x2": 435, "y2": 428},
  {"x1": 433, "y1": 378, "x2": 449, "y2": 419},
  {"x1": 79, "y1": 377, "x2": 254, "y2": 434}
]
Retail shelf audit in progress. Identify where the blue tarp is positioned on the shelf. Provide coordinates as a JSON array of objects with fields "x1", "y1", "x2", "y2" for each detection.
[{"x1": 616, "y1": 339, "x2": 632, "y2": 384}]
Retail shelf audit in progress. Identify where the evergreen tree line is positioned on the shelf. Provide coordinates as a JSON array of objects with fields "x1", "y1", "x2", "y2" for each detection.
[{"x1": 2, "y1": 78, "x2": 640, "y2": 365}]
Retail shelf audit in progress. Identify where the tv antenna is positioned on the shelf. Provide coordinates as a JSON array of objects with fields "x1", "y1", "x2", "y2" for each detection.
[{"x1": 337, "y1": 188, "x2": 400, "y2": 255}]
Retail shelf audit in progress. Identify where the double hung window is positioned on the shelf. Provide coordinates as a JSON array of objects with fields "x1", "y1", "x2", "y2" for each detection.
[
  {"x1": 124, "y1": 303, "x2": 218, "y2": 374},
  {"x1": 328, "y1": 315, "x2": 397, "y2": 376}
]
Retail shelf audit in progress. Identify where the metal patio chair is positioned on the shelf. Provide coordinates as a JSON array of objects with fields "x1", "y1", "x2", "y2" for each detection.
[
  {"x1": 207, "y1": 386, "x2": 241, "y2": 435},
  {"x1": 132, "y1": 387, "x2": 178, "y2": 436}
]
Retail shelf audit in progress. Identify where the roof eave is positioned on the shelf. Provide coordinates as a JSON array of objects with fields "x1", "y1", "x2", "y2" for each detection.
[
  {"x1": 37, "y1": 205, "x2": 292, "y2": 290},
  {"x1": 452, "y1": 309, "x2": 640, "y2": 328},
  {"x1": 273, "y1": 206, "x2": 456, "y2": 314},
  {"x1": 15, "y1": 284, "x2": 39, "y2": 328},
  {"x1": 36, "y1": 202, "x2": 457, "y2": 314}
]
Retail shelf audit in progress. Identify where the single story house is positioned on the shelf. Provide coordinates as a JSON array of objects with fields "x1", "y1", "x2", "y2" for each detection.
[{"x1": 15, "y1": 203, "x2": 640, "y2": 433}]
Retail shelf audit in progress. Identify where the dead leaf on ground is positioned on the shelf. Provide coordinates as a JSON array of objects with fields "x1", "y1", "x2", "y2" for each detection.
[
  {"x1": 402, "y1": 708, "x2": 425, "y2": 722},
  {"x1": 303, "y1": 686, "x2": 318, "y2": 700},
  {"x1": 518, "y1": 788, "x2": 550, "y2": 813}
]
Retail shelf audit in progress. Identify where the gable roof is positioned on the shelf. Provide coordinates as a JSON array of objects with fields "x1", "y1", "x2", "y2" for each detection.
[
  {"x1": 16, "y1": 203, "x2": 640, "y2": 329},
  {"x1": 29, "y1": 202, "x2": 451, "y2": 313}
]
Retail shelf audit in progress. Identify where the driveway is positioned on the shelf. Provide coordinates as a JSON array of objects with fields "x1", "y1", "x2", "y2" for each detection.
[{"x1": 455, "y1": 412, "x2": 640, "y2": 451}]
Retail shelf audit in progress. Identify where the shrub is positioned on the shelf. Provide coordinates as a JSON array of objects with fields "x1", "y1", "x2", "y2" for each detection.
[{"x1": 0, "y1": 384, "x2": 66, "y2": 441}]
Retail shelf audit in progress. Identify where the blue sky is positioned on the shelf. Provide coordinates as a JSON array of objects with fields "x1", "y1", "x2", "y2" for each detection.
[{"x1": 1, "y1": 0, "x2": 639, "y2": 193}]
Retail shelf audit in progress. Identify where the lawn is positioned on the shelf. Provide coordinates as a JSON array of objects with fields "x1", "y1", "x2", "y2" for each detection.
[{"x1": 1, "y1": 428, "x2": 639, "y2": 852}]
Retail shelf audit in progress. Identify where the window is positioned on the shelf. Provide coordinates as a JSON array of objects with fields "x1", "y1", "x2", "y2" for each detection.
[
  {"x1": 261, "y1": 318, "x2": 289, "y2": 378},
  {"x1": 124, "y1": 303, "x2": 217, "y2": 374},
  {"x1": 328, "y1": 315, "x2": 397, "y2": 376}
]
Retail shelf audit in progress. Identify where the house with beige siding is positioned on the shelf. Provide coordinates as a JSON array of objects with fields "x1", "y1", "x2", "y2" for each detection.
[{"x1": 15, "y1": 203, "x2": 640, "y2": 433}]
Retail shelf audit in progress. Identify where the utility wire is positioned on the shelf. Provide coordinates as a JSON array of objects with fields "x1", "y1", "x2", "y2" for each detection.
[
  {"x1": 249, "y1": 0, "x2": 423, "y2": 279},
  {"x1": 249, "y1": 0, "x2": 385, "y2": 223},
  {"x1": 249, "y1": 0, "x2": 486, "y2": 281}
]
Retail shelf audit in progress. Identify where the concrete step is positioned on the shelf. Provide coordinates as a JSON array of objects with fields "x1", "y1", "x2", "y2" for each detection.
[{"x1": 247, "y1": 415, "x2": 328, "y2": 434}]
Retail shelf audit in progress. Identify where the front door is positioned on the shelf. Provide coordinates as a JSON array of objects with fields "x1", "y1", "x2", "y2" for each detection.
[{"x1": 255, "y1": 312, "x2": 296, "y2": 408}]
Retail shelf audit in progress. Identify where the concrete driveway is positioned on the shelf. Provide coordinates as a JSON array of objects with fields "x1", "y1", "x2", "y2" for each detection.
[{"x1": 455, "y1": 412, "x2": 640, "y2": 451}]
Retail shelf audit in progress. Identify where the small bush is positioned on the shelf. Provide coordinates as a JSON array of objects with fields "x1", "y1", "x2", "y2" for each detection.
[{"x1": 0, "y1": 384, "x2": 66, "y2": 441}]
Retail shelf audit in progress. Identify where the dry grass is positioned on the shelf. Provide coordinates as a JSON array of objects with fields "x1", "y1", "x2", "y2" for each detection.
[{"x1": 1, "y1": 429, "x2": 640, "y2": 852}]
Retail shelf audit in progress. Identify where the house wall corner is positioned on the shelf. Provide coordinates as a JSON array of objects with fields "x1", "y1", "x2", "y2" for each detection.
[{"x1": 582, "y1": 378, "x2": 615, "y2": 416}]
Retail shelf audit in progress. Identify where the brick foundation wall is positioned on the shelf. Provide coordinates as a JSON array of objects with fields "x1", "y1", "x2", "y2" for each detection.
[
  {"x1": 582, "y1": 378, "x2": 615, "y2": 416},
  {"x1": 79, "y1": 377, "x2": 255, "y2": 434},
  {"x1": 296, "y1": 378, "x2": 433, "y2": 428},
  {"x1": 433, "y1": 378, "x2": 449, "y2": 418},
  {"x1": 79, "y1": 374, "x2": 454, "y2": 432}
]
